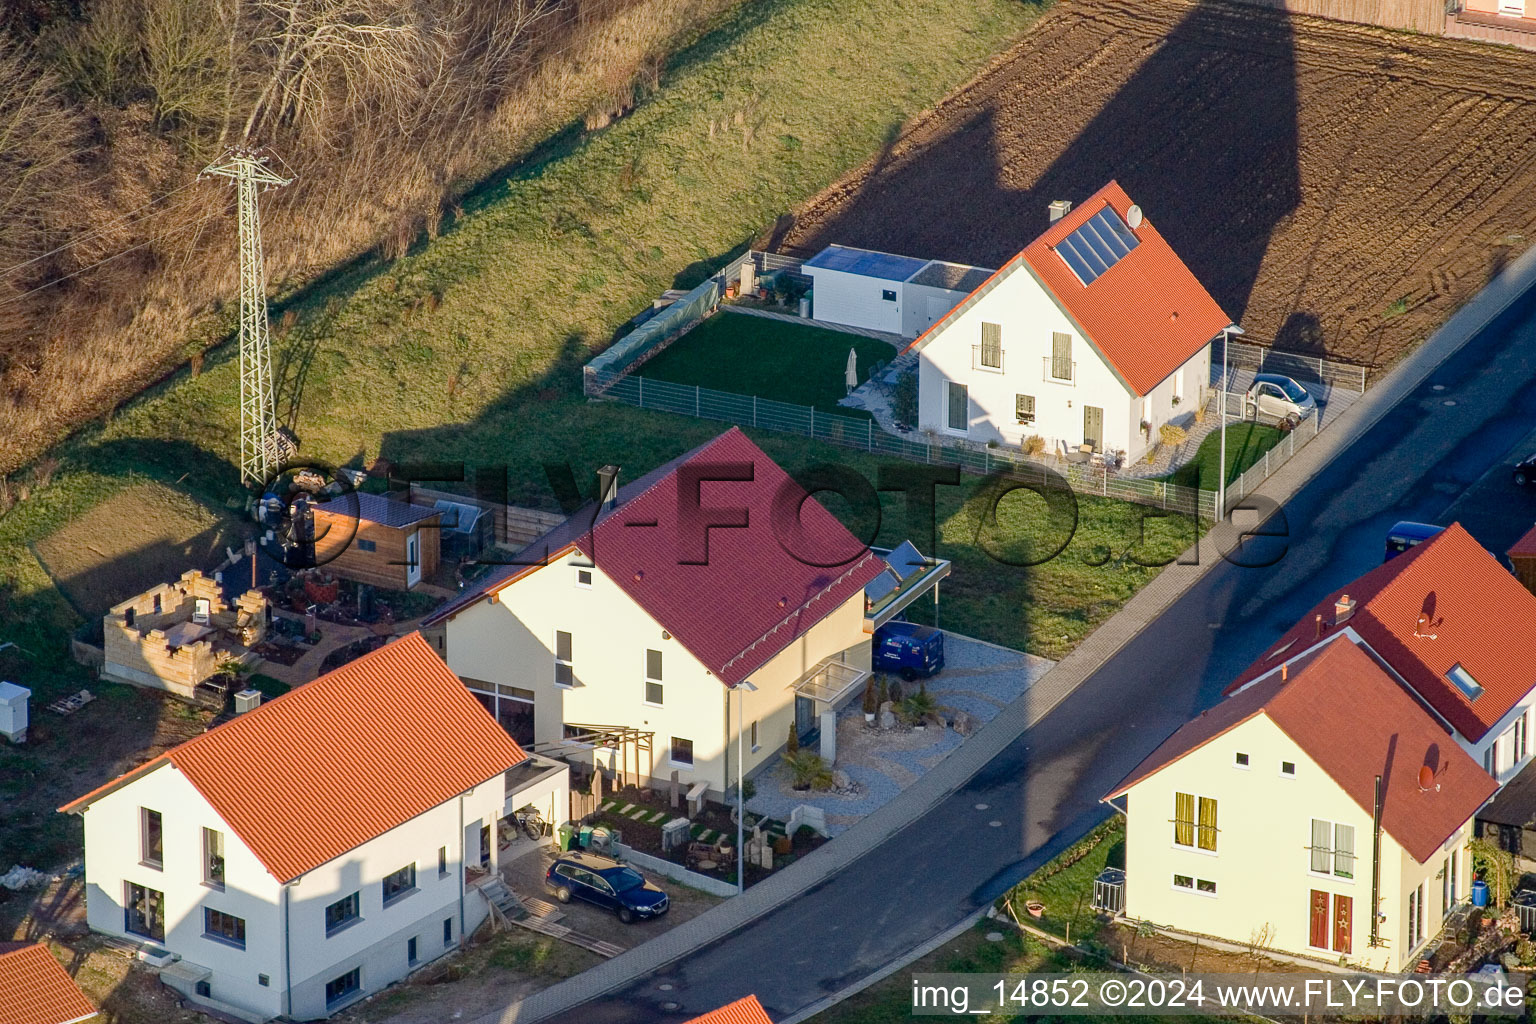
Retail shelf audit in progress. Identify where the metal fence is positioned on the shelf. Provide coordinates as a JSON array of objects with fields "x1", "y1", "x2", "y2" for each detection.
[
  {"x1": 590, "y1": 373, "x2": 1217, "y2": 518},
  {"x1": 1225, "y1": 339, "x2": 1370, "y2": 393},
  {"x1": 1219, "y1": 408, "x2": 1323, "y2": 517}
]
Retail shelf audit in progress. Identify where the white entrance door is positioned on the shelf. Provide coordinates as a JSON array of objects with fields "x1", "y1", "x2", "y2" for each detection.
[{"x1": 406, "y1": 532, "x2": 421, "y2": 587}]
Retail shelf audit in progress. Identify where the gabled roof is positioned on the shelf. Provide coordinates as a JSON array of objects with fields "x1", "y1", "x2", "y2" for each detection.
[
  {"x1": 803, "y1": 244, "x2": 927, "y2": 282},
  {"x1": 1227, "y1": 523, "x2": 1536, "y2": 742},
  {"x1": 426, "y1": 428, "x2": 886, "y2": 687},
  {"x1": 1110, "y1": 639, "x2": 1496, "y2": 862},
  {"x1": 313, "y1": 490, "x2": 440, "y2": 528},
  {"x1": 684, "y1": 995, "x2": 774, "y2": 1024},
  {"x1": 905, "y1": 181, "x2": 1231, "y2": 397},
  {"x1": 61, "y1": 633, "x2": 525, "y2": 882},
  {"x1": 0, "y1": 944, "x2": 97, "y2": 1024},
  {"x1": 1508, "y1": 522, "x2": 1536, "y2": 559}
]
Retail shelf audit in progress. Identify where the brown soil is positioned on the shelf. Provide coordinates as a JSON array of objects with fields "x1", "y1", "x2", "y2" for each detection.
[
  {"x1": 32, "y1": 483, "x2": 242, "y2": 619},
  {"x1": 776, "y1": 0, "x2": 1536, "y2": 371}
]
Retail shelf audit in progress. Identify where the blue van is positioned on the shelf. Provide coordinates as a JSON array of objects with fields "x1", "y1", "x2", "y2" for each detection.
[
  {"x1": 1384, "y1": 521, "x2": 1444, "y2": 562},
  {"x1": 874, "y1": 621, "x2": 944, "y2": 680}
]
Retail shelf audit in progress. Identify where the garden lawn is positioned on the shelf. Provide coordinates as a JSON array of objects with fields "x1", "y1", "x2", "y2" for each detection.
[
  {"x1": 636, "y1": 312, "x2": 896, "y2": 414},
  {"x1": 1164, "y1": 422, "x2": 1284, "y2": 490}
]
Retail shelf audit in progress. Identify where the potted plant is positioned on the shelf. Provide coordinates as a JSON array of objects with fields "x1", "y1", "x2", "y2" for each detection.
[
  {"x1": 862, "y1": 677, "x2": 878, "y2": 723},
  {"x1": 782, "y1": 750, "x2": 833, "y2": 791}
]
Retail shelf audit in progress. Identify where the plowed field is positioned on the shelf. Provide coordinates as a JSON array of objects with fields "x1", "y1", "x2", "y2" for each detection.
[{"x1": 777, "y1": 0, "x2": 1536, "y2": 369}]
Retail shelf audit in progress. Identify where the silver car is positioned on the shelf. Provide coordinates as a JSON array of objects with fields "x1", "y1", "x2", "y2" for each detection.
[{"x1": 1244, "y1": 372, "x2": 1316, "y2": 423}]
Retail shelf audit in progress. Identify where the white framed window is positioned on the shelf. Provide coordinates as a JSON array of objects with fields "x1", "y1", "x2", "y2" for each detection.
[
  {"x1": 670, "y1": 736, "x2": 694, "y2": 768},
  {"x1": 1516, "y1": 711, "x2": 1529, "y2": 764},
  {"x1": 383, "y1": 863, "x2": 417, "y2": 906},
  {"x1": 750, "y1": 719, "x2": 759, "y2": 752},
  {"x1": 554, "y1": 631, "x2": 573, "y2": 687},
  {"x1": 576, "y1": 568, "x2": 592, "y2": 588},
  {"x1": 1279, "y1": 760, "x2": 1297, "y2": 778},
  {"x1": 204, "y1": 907, "x2": 246, "y2": 949},
  {"x1": 644, "y1": 649, "x2": 663, "y2": 706},
  {"x1": 1485, "y1": 739, "x2": 1501, "y2": 778},
  {"x1": 946, "y1": 382, "x2": 968, "y2": 433},
  {"x1": 1016, "y1": 394, "x2": 1035, "y2": 424},
  {"x1": 1172, "y1": 873, "x2": 1216, "y2": 897},
  {"x1": 1308, "y1": 819, "x2": 1356, "y2": 880},
  {"x1": 1174, "y1": 370, "x2": 1185, "y2": 403},
  {"x1": 1233, "y1": 752, "x2": 1250, "y2": 770},
  {"x1": 1407, "y1": 882, "x2": 1427, "y2": 950},
  {"x1": 1172, "y1": 792, "x2": 1218, "y2": 852},
  {"x1": 141, "y1": 808, "x2": 163, "y2": 869},
  {"x1": 203, "y1": 828, "x2": 225, "y2": 888}
]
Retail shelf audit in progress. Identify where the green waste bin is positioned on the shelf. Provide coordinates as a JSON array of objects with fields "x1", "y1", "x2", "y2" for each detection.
[
  {"x1": 557, "y1": 824, "x2": 575, "y2": 851},
  {"x1": 578, "y1": 825, "x2": 595, "y2": 850}
]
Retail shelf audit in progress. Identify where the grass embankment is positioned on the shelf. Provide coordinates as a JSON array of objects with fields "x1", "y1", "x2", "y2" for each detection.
[
  {"x1": 0, "y1": 0, "x2": 1046, "y2": 872},
  {"x1": 1164, "y1": 423, "x2": 1284, "y2": 490},
  {"x1": 639, "y1": 312, "x2": 897, "y2": 414}
]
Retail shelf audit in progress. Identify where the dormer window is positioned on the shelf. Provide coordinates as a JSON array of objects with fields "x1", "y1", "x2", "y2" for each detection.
[{"x1": 1447, "y1": 663, "x2": 1483, "y2": 700}]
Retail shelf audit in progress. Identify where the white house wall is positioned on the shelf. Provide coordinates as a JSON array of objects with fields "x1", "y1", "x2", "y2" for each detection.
[
  {"x1": 79, "y1": 763, "x2": 509, "y2": 1020},
  {"x1": 79, "y1": 763, "x2": 285, "y2": 1019},
  {"x1": 901, "y1": 283, "x2": 970, "y2": 340},
  {"x1": 805, "y1": 267, "x2": 903, "y2": 335},
  {"x1": 1120, "y1": 713, "x2": 1464, "y2": 972},
  {"x1": 445, "y1": 558, "x2": 870, "y2": 797},
  {"x1": 916, "y1": 265, "x2": 1212, "y2": 459}
]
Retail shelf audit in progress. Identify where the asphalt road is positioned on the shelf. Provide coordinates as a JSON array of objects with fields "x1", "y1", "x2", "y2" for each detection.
[{"x1": 539, "y1": 286, "x2": 1536, "y2": 1023}]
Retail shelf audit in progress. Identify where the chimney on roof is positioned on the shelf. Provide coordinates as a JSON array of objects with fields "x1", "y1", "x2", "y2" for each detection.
[
  {"x1": 1314, "y1": 613, "x2": 1323, "y2": 639},
  {"x1": 1281, "y1": 662, "x2": 1288, "y2": 682},
  {"x1": 1335, "y1": 594, "x2": 1356, "y2": 625},
  {"x1": 597, "y1": 465, "x2": 620, "y2": 512},
  {"x1": 1048, "y1": 200, "x2": 1072, "y2": 223}
]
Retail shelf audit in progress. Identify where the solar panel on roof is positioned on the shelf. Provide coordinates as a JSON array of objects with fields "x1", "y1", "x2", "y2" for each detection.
[
  {"x1": 863, "y1": 569, "x2": 900, "y2": 604},
  {"x1": 885, "y1": 540, "x2": 927, "y2": 580},
  {"x1": 1054, "y1": 206, "x2": 1140, "y2": 286}
]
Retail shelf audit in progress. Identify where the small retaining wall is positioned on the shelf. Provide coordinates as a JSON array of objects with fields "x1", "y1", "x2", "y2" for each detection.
[{"x1": 612, "y1": 842, "x2": 737, "y2": 898}]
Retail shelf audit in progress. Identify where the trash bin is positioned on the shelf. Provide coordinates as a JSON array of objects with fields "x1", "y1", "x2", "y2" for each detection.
[
  {"x1": 1472, "y1": 880, "x2": 1490, "y2": 907},
  {"x1": 556, "y1": 824, "x2": 575, "y2": 851},
  {"x1": 578, "y1": 825, "x2": 595, "y2": 850}
]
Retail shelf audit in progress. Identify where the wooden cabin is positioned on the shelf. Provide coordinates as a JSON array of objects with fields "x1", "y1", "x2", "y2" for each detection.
[{"x1": 311, "y1": 491, "x2": 441, "y2": 590}]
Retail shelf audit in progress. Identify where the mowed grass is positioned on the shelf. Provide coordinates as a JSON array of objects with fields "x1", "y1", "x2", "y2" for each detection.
[
  {"x1": 1164, "y1": 422, "x2": 1284, "y2": 490},
  {"x1": 638, "y1": 312, "x2": 897, "y2": 414}
]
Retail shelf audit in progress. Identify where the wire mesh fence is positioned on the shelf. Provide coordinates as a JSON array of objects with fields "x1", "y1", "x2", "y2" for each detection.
[
  {"x1": 589, "y1": 372, "x2": 1219, "y2": 518},
  {"x1": 1225, "y1": 338, "x2": 1370, "y2": 392},
  {"x1": 1220, "y1": 409, "x2": 1322, "y2": 516}
]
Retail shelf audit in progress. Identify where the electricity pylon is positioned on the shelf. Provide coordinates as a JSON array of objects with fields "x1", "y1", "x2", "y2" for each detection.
[{"x1": 201, "y1": 150, "x2": 293, "y2": 488}]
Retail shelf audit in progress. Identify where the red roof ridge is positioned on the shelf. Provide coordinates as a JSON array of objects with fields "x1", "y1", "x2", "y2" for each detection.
[{"x1": 1509, "y1": 522, "x2": 1536, "y2": 559}]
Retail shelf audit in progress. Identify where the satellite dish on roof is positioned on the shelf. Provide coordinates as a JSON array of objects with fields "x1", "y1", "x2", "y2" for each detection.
[
  {"x1": 1126, "y1": 204, "x2": 1143, "y2": 229},
  {"x1": 1413, "y1": 764, "x2": 1437, "y2": 798}
]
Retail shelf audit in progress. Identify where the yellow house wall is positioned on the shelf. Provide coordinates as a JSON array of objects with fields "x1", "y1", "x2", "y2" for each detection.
[
  {"x1": 444, "y1": 556, "x2": 869, "y2": 795},
  {"x1": 1121, "y1": 713, "x2": 1469, "y2": 972}
]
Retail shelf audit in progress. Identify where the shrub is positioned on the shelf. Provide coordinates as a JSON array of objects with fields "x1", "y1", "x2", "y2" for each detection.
[
  {"x1": 901, "y1": 686, "x2": 938, "y2": 725},
  {"x1": 1193, "y1": 404, "x2": 1206, "y2": 424},
  {"x1": 892, "y1": 371, "x2": 918, "y2": 427},
  {"x1": 1159, "y1": 423, "x2": 1188, "y2": 447},
  {"x1": 888, "y1": 678, "x2": 903, "y2": 703},
  {"x1": 862, "y1": 677, "x2": 878, "y2": 714},
  {"x1": 785, "y1": 723, "x2": 799, "y2": 755},
  {"x1": 1022, "y1": 434, "x2": 1046, "y2": 456},
  {"x1": 782, "y1": 750, "x2": 833, "y2": 790},
  {"x1": 876, "y1": 676, "x2": 888, "y2": 706}
]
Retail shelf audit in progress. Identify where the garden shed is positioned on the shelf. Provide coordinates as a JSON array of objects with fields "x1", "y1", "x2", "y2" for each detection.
[
  {"x1": 310, "y1": 491, "x2": 441, "y2": 590},
  {"x1": 802, "y1": 244, "x2": 990, "y2": 339}
]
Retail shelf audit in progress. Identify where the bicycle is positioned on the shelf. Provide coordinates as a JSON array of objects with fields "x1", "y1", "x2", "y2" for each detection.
[{"x1": 512, "y1": 807, "x2": 546, "y2": 841}]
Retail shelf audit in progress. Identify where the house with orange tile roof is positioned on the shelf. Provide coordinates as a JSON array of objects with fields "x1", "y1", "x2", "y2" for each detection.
[
  {"x1": 0, "y1": 943, "x2": 99, "y2": 1024},
  {"x1": 1105, "y1": 639, "x2": 1496, "y2": 973},
  {"x1": 423, "y1": 427, "x2": 948, "y2": 796},
  {"x1": 906, "y1": 181, "x2": 1233, "y2": 461},
  {"x1": 58, "y1": 632, "x2": 567, "y2": 1022},
  {"x1": 684, "y1": 994, "x2": 774, "y2": 1024}
]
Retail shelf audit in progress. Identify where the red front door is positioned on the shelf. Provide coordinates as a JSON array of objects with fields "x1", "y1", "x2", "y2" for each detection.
[
  {"x1": 1310, "y1": 890, "x2": 1329, "y2": 948},
  {"x1": 1333, "y1": 894, "x2": 1352, "y2": 954}
]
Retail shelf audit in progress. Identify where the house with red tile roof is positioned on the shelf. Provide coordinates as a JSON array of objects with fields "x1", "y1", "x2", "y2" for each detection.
[
  {"x1": 1105, "y1": 638, "x2": 1495, "y2": 973},
  {"x1": 423, "y1": 427, "x2": 947, "y2": 796},
  {"x1": 59, "y1": 632, "x2": 567, "y2": 1022},
  {"x1": 684, "y1": 994, "x2": 774, "y2": 1024},
  {"x1": 906, "y1": 181, "x2": 1232, "y2": 460},
  {"x1": 0, "y1": 943, "x2": 99, "y2": 1024},
  {"x1": 1226, "y1": 523, "x2": 1536, "y2": 783}
]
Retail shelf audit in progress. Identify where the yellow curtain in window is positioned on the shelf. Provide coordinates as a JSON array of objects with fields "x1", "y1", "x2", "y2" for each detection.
[
  {"x1": 1174, "y1": 792, "x2": 1195, "y2": 846},
  {"x1": 1198, "y1": 796, "x2": 1218, "y2": 851}
]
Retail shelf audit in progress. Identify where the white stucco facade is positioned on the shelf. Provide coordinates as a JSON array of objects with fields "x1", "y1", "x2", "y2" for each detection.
[
  {"x1": 74, "y1": 761, "x2": 522, "y2": 1020},
  {"x1": 1118, "y1": 713, "x2": 1469, "y2": 973},
  {"x1": 443, "y1": 554, "x2": 872, "y2": 798},
  {"x1": 805, "y1": 265, "x2": 905, "y2": 336},
  {"x1": 915, "y1": 263, "x2": 1210, "y2": 459}
]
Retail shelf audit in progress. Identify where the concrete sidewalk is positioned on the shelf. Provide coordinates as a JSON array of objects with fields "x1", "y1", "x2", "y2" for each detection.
[{"x1": 478, "y1": 241, "x2": 1536, "y2": 1024}]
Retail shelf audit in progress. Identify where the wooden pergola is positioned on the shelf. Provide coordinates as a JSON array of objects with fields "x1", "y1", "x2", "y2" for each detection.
[{"x1": 532, "y1": 723, "x2": 655, "y2": 789}]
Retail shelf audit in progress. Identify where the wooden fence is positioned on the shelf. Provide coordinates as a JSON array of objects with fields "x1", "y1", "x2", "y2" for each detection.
[
  {"x1": 406, "y1": 485, "x2": 565, "y2": 550},
  {"x1": 1220, "y1": 0, "x2": 1447, "y2": 32}
]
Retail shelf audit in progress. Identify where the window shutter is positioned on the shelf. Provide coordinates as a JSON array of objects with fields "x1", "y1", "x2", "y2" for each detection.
[
  {"x1": 981, "y1": 322, "x2": 1002, "y2": 368},
  {"x1": 1309, "y1": 890, "x2": 1329, "y2": 948},
  {"x1": 646, "y1": 649, "x2": 662, "y2": 680},
  {"x1": 947, "y1": 382, "x2": 968, "y2": 430},
  {"x1": 1197, "y1": 796, "x2": 1218, "y2": 851},
  {"x1": 1052, "y1": 332, "x2": 1072, "y2": 378}
]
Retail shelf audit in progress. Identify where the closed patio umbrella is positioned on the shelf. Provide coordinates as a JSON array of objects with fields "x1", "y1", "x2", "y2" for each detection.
[{"x1": 845, "y1": 348, "x2": 858, "y2": 394}]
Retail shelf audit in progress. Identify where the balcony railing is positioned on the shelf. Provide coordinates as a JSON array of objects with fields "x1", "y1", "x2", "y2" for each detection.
[
  {"x1": 972, "y1": 344, "x2": 1004, "y2": 372},
  {"x1": 1044, "y1": 357, "x2": 1076, "y2": 384}
]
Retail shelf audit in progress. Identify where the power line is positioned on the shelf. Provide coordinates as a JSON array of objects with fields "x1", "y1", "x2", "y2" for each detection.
[
  {"x1": 0, "y1": 181, "x2": 204, "y2": 281},
  {"x1": 0, "y1": 207, "x2": 219, "y2": 312}
]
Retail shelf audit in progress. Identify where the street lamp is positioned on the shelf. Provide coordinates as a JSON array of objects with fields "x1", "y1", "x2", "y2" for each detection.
[
  {"x1": 1217, "y1": 324, "x2": 1245, "y2": 525},
  {"x1": 734, "y1": 680, "x2": 758, "y2": 894}
]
